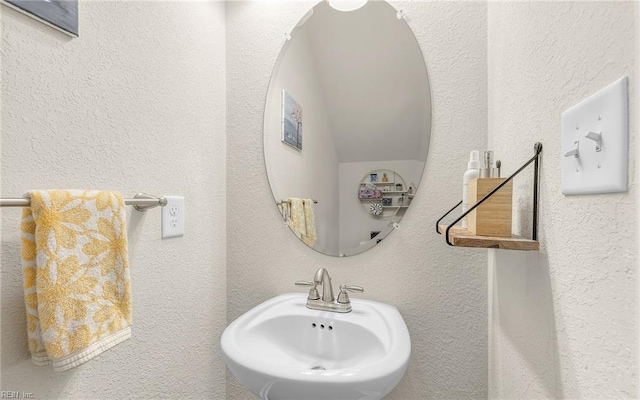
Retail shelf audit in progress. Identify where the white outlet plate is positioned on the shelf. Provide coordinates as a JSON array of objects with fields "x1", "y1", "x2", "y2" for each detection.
[
  {"x1": 162, "y1": 196, "x2": 184, "y2": 238},
  {"x1": 561, "y1": 77, "x2": 628, "y2": 195}
]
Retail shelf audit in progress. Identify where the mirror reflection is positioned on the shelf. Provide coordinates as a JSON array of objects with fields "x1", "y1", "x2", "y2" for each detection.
[{"x1": 264, "y1": 1, "x2": 431, "y2": 257}]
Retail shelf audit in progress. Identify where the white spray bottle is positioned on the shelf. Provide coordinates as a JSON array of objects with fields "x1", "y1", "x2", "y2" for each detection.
[{"x1": 462, "y1": 150, "x2": 480, "y2": 228}]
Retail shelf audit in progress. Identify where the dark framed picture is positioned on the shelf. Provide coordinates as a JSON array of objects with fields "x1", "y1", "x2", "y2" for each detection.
[
  {"x1": 2, "y1": 0, "x2": 78, "y2": 37},
  {"x1": 281, "y1": 90, "x2": 303, "y2": 151},
  {"x1": 382, "y1": 198, "x2": 392, "y2": 206}
]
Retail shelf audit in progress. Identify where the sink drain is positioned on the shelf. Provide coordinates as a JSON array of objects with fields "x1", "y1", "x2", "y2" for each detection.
[{"x1": 310, "y1": 365, "x2": 326, "y2": 371}]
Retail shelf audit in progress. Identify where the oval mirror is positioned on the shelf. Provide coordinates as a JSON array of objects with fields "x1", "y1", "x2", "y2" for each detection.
[{"x1": 264, "y1": 0, "x2": 431, "y2": 257}]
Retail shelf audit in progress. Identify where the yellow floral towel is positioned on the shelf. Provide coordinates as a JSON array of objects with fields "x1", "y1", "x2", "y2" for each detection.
[
  {"x1": 287, "y1": 197, "x2": 317, "y2": 247},
  {"x1": 287, "y1": 198, "x2": 306, "y2": 240},
  {"x1": 277, "y1": 201, "x2": 290, "y2": 221},
  {"x1": 302, "y1": 199, "x2": 317, "y2": 246},
  {"x1": 21, "y1": 190, "x2": 131, "y2": 372}
]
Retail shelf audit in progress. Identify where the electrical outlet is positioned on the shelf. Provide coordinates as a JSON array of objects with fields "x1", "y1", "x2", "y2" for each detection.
[{"x1": 162, "y1": 196, "x2": 184, "y2": 238}]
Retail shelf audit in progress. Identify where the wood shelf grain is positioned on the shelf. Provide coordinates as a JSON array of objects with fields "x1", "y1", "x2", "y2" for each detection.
[{"x1": 437, "y1": 225, "x2": 539, "y2": 251}]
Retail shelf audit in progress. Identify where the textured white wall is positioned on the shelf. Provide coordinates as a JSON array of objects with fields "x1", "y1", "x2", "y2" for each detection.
[
  {"x1": 264, "y1": 29, "x2": 339, "y2": 255},
  {"x1": 637, "y1": 2, "x2": 640, "y2": 396},
  {"x1": 487, "y1": 2, "x2": 637, "y2": 398},
  {"x1": 0, "y1": 2, "x2": 227, "y2": 399},
  {"x1": 227, "y1": 1, "x2": 488, "y2": 398}
]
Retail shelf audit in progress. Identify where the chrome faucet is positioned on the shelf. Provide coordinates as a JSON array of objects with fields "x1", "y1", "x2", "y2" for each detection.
[
  {"x1": 295, "y1": 268, "x2": 363, "y2": 313},
  {"x1": 314, "y1": 267, "x2": 334, "y2": 302}
]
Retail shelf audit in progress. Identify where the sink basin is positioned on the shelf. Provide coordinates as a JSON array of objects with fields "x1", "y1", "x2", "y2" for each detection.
[{"x1": 221, "y1": 293, "x2": 410, "y2": 400}]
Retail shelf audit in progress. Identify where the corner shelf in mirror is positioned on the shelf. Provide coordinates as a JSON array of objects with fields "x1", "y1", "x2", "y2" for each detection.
[
  {"x1": 436, "y1": 143, "x2": 542, "y2": 251},
  {"x1": 360, "y1": 195, "x2": 407, "y2": 200},
  {"x1": 358, "y1": 169, "x2": 412, "y2": 219}
]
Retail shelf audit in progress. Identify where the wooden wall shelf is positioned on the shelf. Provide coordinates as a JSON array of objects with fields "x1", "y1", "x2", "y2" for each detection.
[
  {"x1": 436, "y1": 142, "x2": 542, "y2": 252},
  {"x1": 437, "y1": 225, "x2": 539, "y2": 251}
]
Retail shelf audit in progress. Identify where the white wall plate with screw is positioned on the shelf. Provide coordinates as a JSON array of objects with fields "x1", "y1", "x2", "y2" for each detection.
[
  {"x1": 162, "y1": 195, "x2": 185, "y2": 238},
  {"x1": 561, "y1": 77, "x2": 628, "y2": 195}
]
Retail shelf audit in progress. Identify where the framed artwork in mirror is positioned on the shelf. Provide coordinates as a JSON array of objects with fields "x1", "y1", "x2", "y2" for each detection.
[
  {"x1": 1, "y1": 0, "x2": 78, "y2": 37},
  {"x1": 281, "y1": 90, "x2": 303, "y2": 151}
]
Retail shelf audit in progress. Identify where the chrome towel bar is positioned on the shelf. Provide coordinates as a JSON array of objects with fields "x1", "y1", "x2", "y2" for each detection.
[
  {"x1": 276, "y1": 199, "x2": 318, "y2": 205},
  {"x1": 0, "y1": 192, "x2": 167, "y2": 212}
]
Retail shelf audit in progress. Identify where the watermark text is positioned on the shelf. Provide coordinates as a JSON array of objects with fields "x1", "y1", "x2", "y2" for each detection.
[{"x1": 0, "y1": 392, "x2": 34, "y2": 399}]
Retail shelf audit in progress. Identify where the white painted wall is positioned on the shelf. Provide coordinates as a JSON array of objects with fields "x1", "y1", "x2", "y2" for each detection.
[
  {"x1": 264, "y1": 28, "x2": 339, "y2": 255},
  {"x1": 637, "y1": 2, "x2": 640, "y2": 398},
  {"x1": 303, "y1": 1, "x2": 431, "y2": 164},
  {"x1": 0, "y1": 2, "x2": 227, "y2": 398},
  {"x1": 338, "y1": 160, "x2": 423, "y2": 253},
  {"x1": 487, "y1": 2, "x2": 637, "y2": 398},
  {"x1": 227, "y1": 1, "x2": 488, "y2": 398}
]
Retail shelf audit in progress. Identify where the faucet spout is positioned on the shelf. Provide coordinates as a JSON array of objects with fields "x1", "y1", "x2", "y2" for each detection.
[{"x1": 313, "y1": 267, "x2": 334, "y2": 302}]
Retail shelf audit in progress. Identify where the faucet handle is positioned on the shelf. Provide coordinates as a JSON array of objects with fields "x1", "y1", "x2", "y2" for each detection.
[
  {"x1": 337, "y1": 284, "x2": 364, "y2": 304},
  {"x1": 295, "y1": 281, "x2": 320, "y2": 300}
]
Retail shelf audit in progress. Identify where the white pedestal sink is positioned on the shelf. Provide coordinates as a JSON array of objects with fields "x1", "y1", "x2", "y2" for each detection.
[{"x1": 221, "y1": 293, "x2": 410, "y2": 400}]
